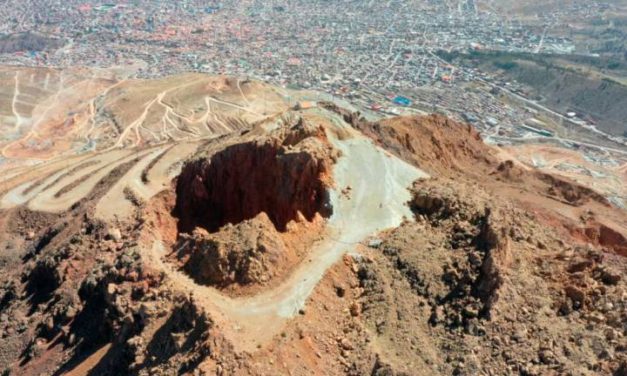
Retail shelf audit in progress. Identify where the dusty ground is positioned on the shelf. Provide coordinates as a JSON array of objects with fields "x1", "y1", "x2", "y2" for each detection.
[
  {"x1": 501, "y1": 143, "x2": 626, "y2": 209},
  {"x1": 0, "y1": 76, "x2": 625, "y2": 376},
  {"x1": 0, "y1": 67, "x2": 287, "y2": 162}
]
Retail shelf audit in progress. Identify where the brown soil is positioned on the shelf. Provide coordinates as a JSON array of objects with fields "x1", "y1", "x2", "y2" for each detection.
[
  {"x1": 354, "y1": 113, "x2": 496, "y2": 176},
  {"x1": 346, "y1": 179, "x2": 627, "y2": 375},
  {"x1": 569, "y1": 221, "x2": 627, "y2": 257},
  {"x1": 1, "y1": 100, "x2": 626, "y2": 376},
  {"x1": 537, "y1": 171, "x2": 611, "y2": 207},
  {"x1": 357, "y1": 114, "x2": 627, "y2": 256},
  {"x1": 170, "y1": 211, "x2": 324, "y2": 293}
]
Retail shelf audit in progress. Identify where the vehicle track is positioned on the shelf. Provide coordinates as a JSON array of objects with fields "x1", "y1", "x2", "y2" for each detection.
[{"x1": 27, "y1": 149, "x2": 148, "y2": 212}]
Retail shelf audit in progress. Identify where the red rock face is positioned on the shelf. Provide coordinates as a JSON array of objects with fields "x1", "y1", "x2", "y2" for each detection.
[
  {"x1": 174, "y1": 138, "x2": 332, "y2": 233},
  {"x1": 598, "y1": 224, "x2": 627, "y2": 255},
  {"x1": 538, "y1": 172, "x2": 611, "y2": 207},
  {"x1": 580, "y1": 223, "x2": 627, "y2": 257}
]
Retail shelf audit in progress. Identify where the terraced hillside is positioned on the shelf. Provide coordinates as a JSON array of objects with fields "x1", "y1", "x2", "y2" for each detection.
[{"x1": 0, "y1": 67, "x2": 287, "y2": 162}]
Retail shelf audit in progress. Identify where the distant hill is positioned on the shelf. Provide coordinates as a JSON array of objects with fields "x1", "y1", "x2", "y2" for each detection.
[
  {"x1": 441, "y1": 51, "x2": 627, "y2": 137},
  {"x1": 0, "y1": 32, "x2": 65, "y2": 53}
]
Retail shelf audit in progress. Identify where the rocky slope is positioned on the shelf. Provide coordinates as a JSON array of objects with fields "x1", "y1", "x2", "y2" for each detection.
[{"x1": 0, "y1": 80, "x2": 625, "y2": 376}]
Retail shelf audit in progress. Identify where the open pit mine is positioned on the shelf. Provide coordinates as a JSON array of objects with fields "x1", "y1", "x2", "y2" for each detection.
[{"x1": 0, "y1": 71, "x2": 625, "y2": 376}]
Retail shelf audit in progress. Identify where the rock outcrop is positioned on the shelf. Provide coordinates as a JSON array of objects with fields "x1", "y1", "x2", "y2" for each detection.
[
  {"x1": 174, "y1": 120, "x2": 336, "y2": 233},
  {"x1": 175, "y1": 213, "x2": 290, "y2": 286}
]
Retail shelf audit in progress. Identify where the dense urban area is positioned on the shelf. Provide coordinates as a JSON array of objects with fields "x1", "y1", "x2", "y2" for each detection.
[{"x1": 0, "y1": 3, "x2": 616, "y2": 117}]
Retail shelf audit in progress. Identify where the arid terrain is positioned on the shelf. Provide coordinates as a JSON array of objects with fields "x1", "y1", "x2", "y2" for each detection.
[{"x1": 0, "y1": 69, "x2": 625, "y2": 376}]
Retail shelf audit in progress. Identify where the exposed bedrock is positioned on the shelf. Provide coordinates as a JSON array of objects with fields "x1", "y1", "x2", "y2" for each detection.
[
  {"x1": 174, "y1": 132, "x2": 333, "y2": 234},
  {"x1": 171, "y1": 121, "x2": 338, "y2": 288}
]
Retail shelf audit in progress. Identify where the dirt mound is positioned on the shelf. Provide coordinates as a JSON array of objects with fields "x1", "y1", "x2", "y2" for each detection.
[
  {"x1": 174, "y1": 120, "x2": 336, "y2": 233},
  {"x1": 355, "y1": 112, "x2": 614, "y2": 209},
  {"x1": 490, "y1": 160, "x2": 526, "y2": 181},
  {"x1": 125, "y1": 296, "x2": 216, "y2": 375},
  {"x1": 355, "y1": 114, "x2": 495, "y2": 175},
  {"x1": 174, "y1": 213, "x2": 291, "y2": 287}
]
